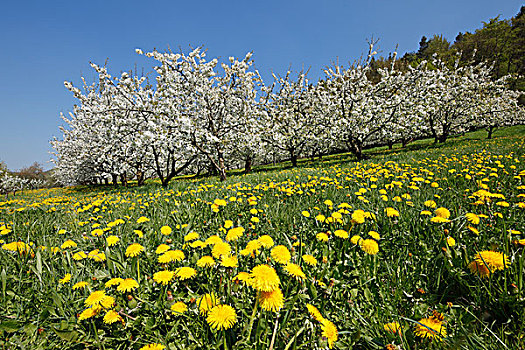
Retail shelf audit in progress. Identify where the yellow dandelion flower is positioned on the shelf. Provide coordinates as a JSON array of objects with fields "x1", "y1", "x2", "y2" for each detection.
[
  {"x1": 106, "y1": 235, "x2": 120, "y2": 247},
  {"x1": 233, "y1": 272, "x2": 251, "y2": 284},
  {"x1": 351, "y1": 210, "x2": 366, "y2": 223},
  {"x1": 207, "y1": 305, "x2": 237, "y2": 330},
  {"x1": 197, "y1": 293, "x2": 219, "y2": 315},
  {"x1": 360, "y1": 239, "x2": 379, "y2": 255},
  {"x1": 465, "y1": 213, "x2": 480, "y2": 225},
  {"x1": 302, "y1": 254, "x2": 317, "y2": 266},
  {"x1": 136, "y1": 216, "x2": 150, "y2": 224},
  {"x1": 221, "y1": 255, "x2": 238, "y2": 268},
  {"x1": 134, "y1": 230, "x2": 144, "y2": 238},
  {"x1": 334, "y1": 230, "x2": 348, "y2": 239},
  {"x1": 431, "y1": 216, "x2": 451, "y2": 223},
  {"x1": 184, "y1": 231, "x2": 199, "y2": 241},
  {"x1": 258, "y1": 288, "x2": 284, "y2": 312},
  {"x1": 153, "y1": 270, "x2": 175, "y2": 285},
  {"x1": 103, "y1": 310, "x2": 123, "y2": 324},
  {"x1": 284, "y1": 263, "x2": 306, "y2": 280},
  {"x1": 72, "y1": 281, "x2": 88, "y2": 290},
  {"x1": 125, "y1": 243, "x2": 144, "y2": 258},
  {"x1": 72, "y1": 251, "x2": 86, "y2": 262},
  {"x1": 224, "y1": 220, "x2": 233, "y2": 229},
  {"x1": 155, "y1": 244, "x2": 170, "y2": 255},
  {"x1": 302, "y1": 210, "x2": 310, "y2": 218},
  {"x1": 434, "y1": 207, "x2": 451, "y2": 219},
  {"x1": 197, "y1": 255, "x2": 216, "y2": 268},
  {"x1": 100, "y1": 295, "x2": 115, "y2": 309},
  {"x1": 117, "y1": 278, "x2": 139, "y2": 292},
  {"x1": 171, "y1": 301, "x2": 187, "y2": 315},
  {"x1": 473, "y1": 250, "x2": 510, "y2": 272},
  {"x1": 258, "y1": 235, "x2": 274, "y2": 248},
  {"x1": 175, "y1": 267, "x2": 197, "y2": 280},
  {"x1": 350, "y1": 235, "x2": 362, "y2": 245},
  {"x1": 385, "y1": 207, "x2": 400, "y2": 218},
  {"x1": 369, "y1": 231, "x2": 380, "y2": 240},
  {"x1": 306, "y1": 304, "x2": 324, "y2": 322},
  {"x1": 414, "y1": 317, "x2": 446, "y2": 340},
  {"x1": 249, "y1": 264, "x2": 280, "y2": 292},
  {"x1": 384, "y1": 322, "x2": 401, "y2": 335},
  {"x1": 139, "y1": 344, "x2": 165, "y2": 350},
  {"x1": 270, "y1": 245, "x2": 291, "y2": 264},
  {"x1": 321, "y1": 319, "x2": 338, "y2": 348},
  {"x1": 78, "y1": 306, "x2": 101, "y2": 321},
  {"x1": 212, "y1": 241, "x2": 231, "y2": 259},
  {"x1": 59, "y1": 273, "x2": 72, "y2": 284},
  {"x1": 105, "y1": 278, "x2": 124, "y2": 288},
  {"x1": 158, "y1": 250, "x2": 185, "y2": 263},
  {"x1": 160, "y1": 226, "x2": 172, "y2": 235},
  {"x1": 446, "y1": 236, "x2": 456, "y2": 247},
  {"x1": 226, "y1": 227, "x2": 244, "y2": 241},
  {"x1": 424, "y1": 200, "x2": 437, "y2": 208},
  {"x1": 85, "y1": 290, "x2": 107, "y2": 307},
  {"x1": 316, "y1": 232, "x2": 329, "y2": 242},
  {"x1": 61, "y1": 239, "x2": 77, "y2": 249}
]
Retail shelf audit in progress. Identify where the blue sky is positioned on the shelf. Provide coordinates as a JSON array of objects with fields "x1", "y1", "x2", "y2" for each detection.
[{"x1": 0, "y1": 0, "x2": 522, "y2": 170}]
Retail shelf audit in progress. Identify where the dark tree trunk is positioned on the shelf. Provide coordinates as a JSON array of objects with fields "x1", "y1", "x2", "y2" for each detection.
[
  {"x1": 387, "y1": 141, "x2": 393, "y2": 150},
  {"x1": 291, "y1": 153, "x2": 298, "y2": 167},
  {"x1": 111, "y1": 174, "x2": 118, "y2": 187},
  {"x1": 136, "y1": 170, "x2": 145, "y2": 186},
  {"x1": 487, "y1": 126, "x2": 496, "y2": 139},
  {"x1": 104, "y1": 177, "x2": 109, "y2": 185},
  {"x1": 120, "y1": 173, "x2": 127, "y2": 187},
  {"x1": 244, "y1": 157, "x2": 253, "y2": 173}
]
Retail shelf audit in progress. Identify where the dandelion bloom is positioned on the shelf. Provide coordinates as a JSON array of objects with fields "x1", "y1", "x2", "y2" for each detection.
[
  {"x1": 61, "y1": 239, "x2": 77, "y2": 249},
  {"x1": 369, "y1": 231, "x2": 380, "y2": 240},
  {"x1": 153, "y1": 270, "x2": 175, "y2": 285},
  {"x1": 85, "y1": 290, "x2": 107, "y2": 307},
  {"x1": 103, "y1": 310, "x2": 123, "y2": 324},
  {"x1": 302, "y1": 254, "x2": 317, "y2": 266},
  {"x1": 175, "y1": 267, "x2": 197, "y2": 280},
  {"x1": 160, "y1": 226, "x2": 172, "y2": 235},
  {"x1": 258, "y1": 288, "x2": 284, "y2": 312},
  {"x1": 221, "y1": 255, "x2": 238, "y2": 268},
  {"x1": 72, "y1": 281, "x2": 88, "y2": 290},
  {"x1": 100, "y1": 296, "x2": 115, "y2": 309},
  {"x1": 140, "y1": 344, "x2": 165, "y2": 350},
  {"x1": 434, "y1": 207, "x2": 451, "y2": 219},
  {"x1": 205, "y1": 235, "x2": 223, "y2": 246},
  {"x1": 384, "y1": 322, "x2": 401, "y2": 335},
  {"x1": 212, "y1": 241, "x2": 231, "y2": 259},
  {"x1": 284, "y1": 263, "x2": 306, "y2": 280},
  {"x1": 125, "y1": 243, "x2": 144, "y2": 258},
  {"x1": 197, "y1": 255, "x2": 216, "y2": 268},
  {"x1": 59, "y1": 273, "x2": 72, "y2": 284},
  {"x1": 351, "y1": 210, "x2": 366, "y2": 223},
  {"x1": 207, "y1": 305, "x2": 237, "y2": 330},
  {"x1": 414, "y1": 317, "x2": 446, "y2": 340},
  {"x1": 465, "y1": 213, "x2": 480, "y2": 225},
  {"x1": 270, "y1": 245, "x2": 291, "y2": 264},
  {"x1": 171, "y1": 301, "x2": 187, "y2": 315},
  {"x1": 334, "y1": 230, "x2": 348, "y2": 239},
  {"x1": 258, "y1": 235, "x2": 274, "y2": 248},
  {"x1": 424, "y1": 200, "x2": 437, "y2": 208},
  {"x1": 306, "y1": 304, "x2": 324, "y2": 323},
  {"x1": 136, "y1": 216, "x2": 150, "y2": 224},
  {"x1": 233, "y1": 272, "x2": 251, "y2": 284},
  {"x1": 350, "y1": 235, "x2": 362, "y2": 245},
  {"x1": 184, "y1": 231, "x2": 199, "y2": 241},
  {"x1": 470, "y1": 250, "x2": 510, "y2": 276},
  {"x1": 105, "y1": 278, "x2": 124, "y2": 288},
  {"x1": 78, "y1": 306, "x2": 101, "y2": 320},
  {"x1": 321, "y1": 319, "x2": 338, "y2": 348},
  {"x1": 197, "y1": 293, "x2": 219, "y2": 315},
  {"x1": 117, "y1": 278, "x2": 139, "y2": 292},
  {"x1": 430, "y1": 216, "x2": 450, "y2": 223},
  {"x1": 302, "y1": 211, "x2": 310, "y2": 218},
  {"x1": 226, "y1": 227, "x2": 244, "y2": 241},
  {"x1": 106, "y1": 235, "x2": 120, "y2": 247},
  {"x1": 360, "y1": 239, "x2": 379, "y2": 255},
  {"x1": 224, "y1": 220, "x2": 234, "y2": 229},
  {"x1": 385, "y1": 208, "x2": 400, "y2": 218},
  {"x1": 446, "y1": 236, "x2": 456, "y2": 247},
  {"x1": 249, "y1": 264, "x2": 280, "y2": 292},
  {"x1": 155, "y1": 244, "x2": 170, "y2": 254},
  {"x1": 158, "y1": 250, "x2": 185, "y2": 263},
  {"x1": 314, "y1": 233, "x2": 327, "y2": 243}
]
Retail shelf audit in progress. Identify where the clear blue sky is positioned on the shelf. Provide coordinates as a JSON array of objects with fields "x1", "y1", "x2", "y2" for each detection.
[{"x1": 0, "y1": 0, "x2": 522, "y2": 171}]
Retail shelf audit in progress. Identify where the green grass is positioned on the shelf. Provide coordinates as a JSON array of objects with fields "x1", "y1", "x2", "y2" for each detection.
[{"x1": 1, "y1": 125, "x2": 524, "y2": 349}]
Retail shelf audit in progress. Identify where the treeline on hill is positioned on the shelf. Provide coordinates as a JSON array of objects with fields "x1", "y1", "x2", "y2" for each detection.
[
  {"x1": 370, "y1": 6, "x2": 525, "y2": 102},
  {"x1": 0, "y1": 161, "x2": 57, "y2": 196},
  {"x1": 35, "y1": 7, "x2": 525, "y2": 189}
]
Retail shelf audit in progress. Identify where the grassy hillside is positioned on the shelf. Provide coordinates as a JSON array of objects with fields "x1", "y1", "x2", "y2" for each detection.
[{"x1": 1, "y1": 126, "x2": 524, "y2": 349}]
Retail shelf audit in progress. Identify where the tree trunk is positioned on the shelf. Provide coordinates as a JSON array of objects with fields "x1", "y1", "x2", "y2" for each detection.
[
  {"x1": 104, "y1": 177, "x2": 109, "y2": 185},
  {"x1": 290, "y1": 149, "x2": 298, "y2": 167},
  {"x1": 387, "y1": 141, "x2": 393, "y2": 150},
  {"x1": 120, "y1": 173, "x2": 127, "y2": 187},
  {"x1": 111, "y1": 174, "x2": 118, "y2": 187},
  {"x1": 487, "y1": 126, "x2": 495, "y2": 139},
  {"x1": 136, "y1": 170, "x2": 145, "y2": 186},
  {"x1": 244, "y1": 157, "x2": 253, "y2": 173}
]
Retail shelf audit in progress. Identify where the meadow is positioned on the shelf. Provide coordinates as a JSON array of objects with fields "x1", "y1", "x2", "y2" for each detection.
[{"x1": 1, "y1": 126, "x2": 524, "y2": 349}]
